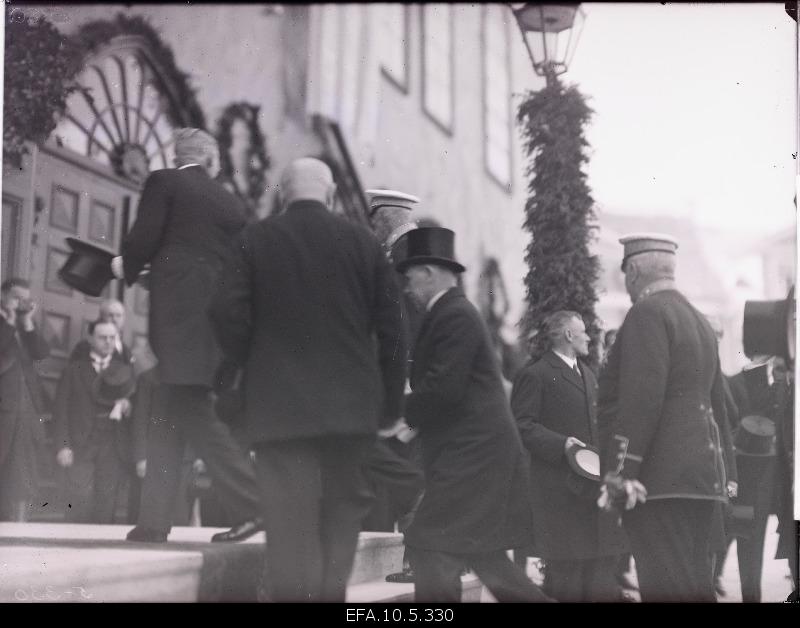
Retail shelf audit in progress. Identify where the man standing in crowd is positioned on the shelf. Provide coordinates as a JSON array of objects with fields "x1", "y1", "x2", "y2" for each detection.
[
  {"x1": 0, "y1": 279, "x2": 49, "y2": 522},
  {"x1": 395, "y1": 227, "x2": 551, "y2": 603},
  {"x1": 53, "y1": 320, "x2": 136, "y2": 523},
  {"x1": 209, "y1": 158, "x2": 406, "y2": 602},
  {"x1": 113, "y1": 128, "x2": 262, "y2": 543},
  {"x1": 511, "y1": 310, "x2": 626, "y2": 601},
  {"x1": 597, "y1": 233, "x2": 730, "y2": 602},
  {"x1": 69, "y1": 299, "x2": 131, "y2": 364}
]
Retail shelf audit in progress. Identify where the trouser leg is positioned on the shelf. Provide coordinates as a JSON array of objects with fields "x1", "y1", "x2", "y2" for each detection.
[
  {"x1": 470, "y1": 550, "x2": 552, "y2": 602},
  {"x1": 175, "y1": 385, "x2": 260, "y2": 523},
  {"x1": 92, "y1": 432, "x2": 124, "y2": 523},
  {"x1": 409, "y1": 548, "x2": 464, "y2": 602},
  {"x1": 318, "y1": 436, "x2": 375, "y2": 601},
  {"x1": 253, "y1": 439, "x2": 324, "y2": 602}
]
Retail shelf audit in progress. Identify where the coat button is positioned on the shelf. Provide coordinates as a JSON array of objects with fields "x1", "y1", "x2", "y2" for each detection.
[
  {"x1": 714, "y1": 483, "x2": 720, "y2": 490},
  {"x1": 699, "y1": 404, "x2": 705, "y2": 410}
]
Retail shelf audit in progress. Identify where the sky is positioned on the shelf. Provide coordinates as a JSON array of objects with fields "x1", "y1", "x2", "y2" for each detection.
[{"x1": 564, "y1": 3, "x2": 797, "y2": 237}]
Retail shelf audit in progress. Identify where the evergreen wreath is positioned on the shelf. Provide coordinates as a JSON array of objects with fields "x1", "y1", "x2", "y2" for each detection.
[
  {"x1": 3, "y1": 14, "x2": 83, "y2": 169},
  {"x1": 215, "y1": 102, "x2": 271, "y2": 221},
  {"x1": 75, "y1": 13, "x2": 206, "y2": 130}
]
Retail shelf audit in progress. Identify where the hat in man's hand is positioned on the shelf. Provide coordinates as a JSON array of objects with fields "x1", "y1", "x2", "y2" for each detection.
[
  {"x1": 395, "y1": 227, "x2": 466, "y2": 274},
  {"x1": 92, "y1": 361, "x2": 136, "y2": 407},
  {"x1": 564, "y1": 442, "x2": 601, "y2": 500},
  {"x1": 59, "y1": 237, "x2": 116, "y2": 297},
  {"x1": 618, "y1": 233, "x2": 678, "y2": 271}
]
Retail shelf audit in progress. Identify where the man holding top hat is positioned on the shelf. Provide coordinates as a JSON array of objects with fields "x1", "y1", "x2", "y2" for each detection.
[
  {"x1": 53, "y1": 320, "x2": 136, "y2": 523},
  {"x1": 110, "y1": 128, "x2": 262, "y2": 543},
  {"x1": 394, "y1": 227, "x2": 551, "y2": 602},
  {"x1": 510, "y1": 310, "x2": 626, "y2": 601},
  {"x1": 596, "y1": 233, "x2": 731, "y2": 602}
]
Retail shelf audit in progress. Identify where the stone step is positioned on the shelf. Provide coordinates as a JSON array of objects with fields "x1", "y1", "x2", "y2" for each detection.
[{"x1": 0, "y1": 523, "x2": 406, "y2": 602}]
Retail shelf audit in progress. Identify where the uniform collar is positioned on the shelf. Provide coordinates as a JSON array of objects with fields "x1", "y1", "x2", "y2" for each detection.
[{"x1": 636, "y1": 278, "x2": 677, "y2": 303}]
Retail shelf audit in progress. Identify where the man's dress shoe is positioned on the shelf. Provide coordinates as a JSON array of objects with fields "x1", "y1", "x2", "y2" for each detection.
[
  {"x1": 385, "y1": 567, "x2": 415, "y2": 583},
  {"x1": 126, "y1": 526, "x2": 168, "y2": 543},
  {"x1": 211, "y1": 518, "x2": 264, "y2": 543}
]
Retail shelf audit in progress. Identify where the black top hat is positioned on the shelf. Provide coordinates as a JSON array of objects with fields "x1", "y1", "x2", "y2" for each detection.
[
  {"x1": 92, "y1": 361, "x2": 137, "y2": 407},
  {"x1": 394, "y1": 227, "x2": 466, "y2": 274},
  {"x1": 734, "y1": 415, "x2": 776, "y2": 457},
  {"x1": 59, "y1": 238, "x2": 116, "y2": 298},
  {"x1": 743, "y1": 286, "x2": 795, "y2": 363}
]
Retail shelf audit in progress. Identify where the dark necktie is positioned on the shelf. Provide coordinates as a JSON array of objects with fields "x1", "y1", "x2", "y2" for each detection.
[{"x1": 573, "y1": 362, "x2": 581, "y2": 379}]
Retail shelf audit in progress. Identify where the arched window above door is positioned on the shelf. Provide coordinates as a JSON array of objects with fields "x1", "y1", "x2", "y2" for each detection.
[{"x1": 51, "y1": 38, "x2": 182, "y2": 183}]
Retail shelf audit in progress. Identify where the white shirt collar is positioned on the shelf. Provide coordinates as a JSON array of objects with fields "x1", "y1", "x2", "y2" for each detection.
[
  {"x1": 426, "y1": 289, "x2": 450, "y2": 312},
  {"x1": 553, "y1": 349, "x2": 578, "y2": 370},
  {"x1": 177, "y1": 163, "x2": 201, "y2": 170},
  {"x1": 0, "y1": 309, "x2": 9, "y2": 323},
  {"x1": 90, "y1": 351, "x2": 112, "y2": 372}
]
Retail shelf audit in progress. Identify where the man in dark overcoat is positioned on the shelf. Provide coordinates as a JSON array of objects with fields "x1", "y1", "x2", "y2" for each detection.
[
  {"x1": 396, "y1": 227, "x2": 551, "y2": 603},
  {"x1": 511, "y1": 310, "x2": 626, "y2": 601},
  {"x1": 0, "y1": 278, "x2": 49, "y2": 521},
  {"x1": 208, "y1": 158, "x2": 407, "y2": 602},
  {"x1": 112, "y1": 128, "x2": 262, "y2": 543},
  {"x1": 597, "y1": 233, "x2": 730, "y2": 603},
  {"x1": 53, "y1": 320, "x2": 135, "y2": 523}
]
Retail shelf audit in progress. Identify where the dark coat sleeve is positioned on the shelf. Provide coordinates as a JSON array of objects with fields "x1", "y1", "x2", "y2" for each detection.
[
  {"x1": 52, "y1": 367, "x2": 73, "y2": 451},
  {"x1": 208, "y1": 233, "x2": 255, "y2": 366},
  {"x1": 405, "y1": 307, "x2": 481, "y2": 430},
  {"x1": 510, "y1": 366, "x2": 568, "y2": 464},
  {"x1": 371, "y1": 244, "x2": 407, "y2": 425},
  {"x1": 716, "y1": 367, "x2": 738, "y2": 484},
  {"x1": 121, "y1": 171, "x2": 172, "y2": 285},
  {"x1": 615, "y1": 302, "x2": 670, "y2": 480}
]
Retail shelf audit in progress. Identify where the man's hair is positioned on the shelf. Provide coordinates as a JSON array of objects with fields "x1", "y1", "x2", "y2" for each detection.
[
  {"x1": 99, "y1": 299, "x2": 125, "y2": 315},
  {"x1": 544, "y1": 310, "x2": 582, "y2": 347},
  {"x1": 627, "y1": 250, "x2": 676, "y2": 282},
  {"x1": 173, "y1": 128, "x2": 218, "y2": 167},
  {"x1": 1, "y1": 278, "x2": 30, "y2": 294},
  {"x1": 278, "y1": 157, "x2": 335, "y2": 208},
  {"x1": 88, "y1": 319, "x2": 118, "y2": 336}
]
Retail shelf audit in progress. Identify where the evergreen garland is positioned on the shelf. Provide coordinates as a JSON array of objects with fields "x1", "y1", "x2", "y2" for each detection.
[
  {"x1": 215, "y1": 102, "x2": 271, "y2": 221},
  {"x1": 75, "y1": 13, "x2": 206, "y2": 130},
  {"x1": 517, "y1": 77, "x2": 602, "y2": 368},
  {"x1": 3, "y1": 15, "x2": 82, "y2": 169}
]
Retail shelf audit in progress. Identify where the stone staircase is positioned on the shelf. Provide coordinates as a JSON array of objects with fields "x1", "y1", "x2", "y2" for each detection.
[{"x1": 0, "y1": 523, "x2": 485, "y2": 602}]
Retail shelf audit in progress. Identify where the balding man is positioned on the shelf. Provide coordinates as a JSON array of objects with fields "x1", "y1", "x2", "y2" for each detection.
[
  {"x1": 209, "y1": 158, "x2": 406, "y2": 601},
  {"x1": 597, "y1": 234, "x2": 730, "y2": 602},
  {"x1": 113, "y1": 128, "x2": 262, "y2": 544}
]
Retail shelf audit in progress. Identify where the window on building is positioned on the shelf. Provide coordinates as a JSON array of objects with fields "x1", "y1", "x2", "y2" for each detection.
[
  {"x1": 379, "y1": 4, "x2": 410, "y2": 91},
  {"x1": 421, "y1": 4, "x2": 454, "y2": 133},
  {"x1": 482, "y1": 5, "x2": 512, "y2": 191}
]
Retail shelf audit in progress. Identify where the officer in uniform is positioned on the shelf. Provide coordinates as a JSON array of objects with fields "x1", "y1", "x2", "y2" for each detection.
[{"x1": 597, "y1": 233, "x2": 730, "y2": 602}]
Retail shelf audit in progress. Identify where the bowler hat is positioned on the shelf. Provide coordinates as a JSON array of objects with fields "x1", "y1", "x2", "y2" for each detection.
[
  {"x1": 92, "y1": 361, "x2": 136, "y2": 407},
  {"x1": 395, "y1": 227, "x2": 466, "y2": 274},
  {"x1": 743, "y1": 286, "x2": 795, "y2": 363},
  {"x1": 59, "y1": 237, "x2": 115, "y2": 298},
  {"x1": 734, "y1": 415, "x2": 776, "y2": 457}
]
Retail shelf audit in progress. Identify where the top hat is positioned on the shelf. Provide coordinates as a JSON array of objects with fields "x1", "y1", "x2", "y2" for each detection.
[
  {"x1": 59, "y1": 237, "x2": 116, "y2": 298},
  {"x1": 618, "y1": 232, "x2": 678, "y2": 271},
  {"x1": 743, "y1": 286, "x2": 795, "y2": 363},
  {"x1": 92, "y1": 361, "x2": 137, "y2": 407},
  {"x1": 395, "y1": 227, "x2": 466, "y2": 274},
  {"x1": 734, "y1": 415, "x2": 776, "y2": 457}
]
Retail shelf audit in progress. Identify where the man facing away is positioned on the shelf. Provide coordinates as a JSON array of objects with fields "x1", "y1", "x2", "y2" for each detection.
[
  {"x1": 597, "y1": 233, "x2": 730, "y2": 602},
  {"x1": 209, "y1": 158, "x2": 406, "y2": 602},
  {"x1": 113, "y1": 128, "x2": 262, "y2": 543},
  {"x1": 395, "y1": 227, "x2": 551, "y2": 603},
  {"x1": 511, "y1": 310, "x2": 626, "y2": 601}
]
